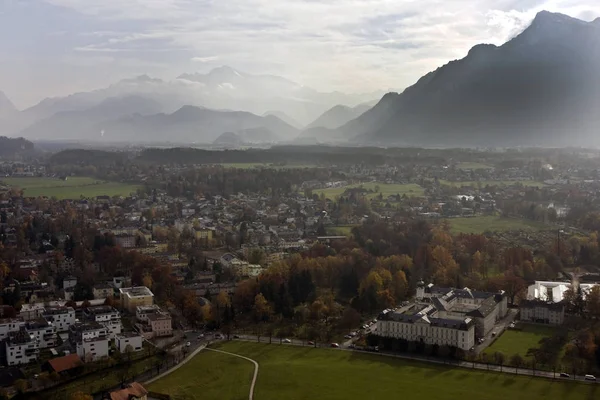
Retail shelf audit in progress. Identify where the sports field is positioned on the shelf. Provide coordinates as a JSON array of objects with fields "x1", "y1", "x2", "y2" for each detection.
[
  {"x1": 0, "y1": 177, "x2": 140, "y2": 199},
  {"x1": 314, "y1": 182, "x2": 425, "y2": 200},
  {"x1": 148, "y1": 341, "x2": 593, "y2": 400},
  {"x1": 485, "y1": 324, "x2": 559, "y2": 360},
  {"x1": 450, "y1": 216, "x2": 550, "y2": 234}
]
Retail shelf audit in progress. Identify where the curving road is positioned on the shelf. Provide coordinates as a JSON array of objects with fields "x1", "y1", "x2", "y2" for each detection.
[{"x1": 206, "y1": 348, "x2": 260, "y2": 400}]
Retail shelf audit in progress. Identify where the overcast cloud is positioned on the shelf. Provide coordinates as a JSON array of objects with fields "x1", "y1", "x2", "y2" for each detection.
[{"x1": 1, "y1": 0, "x2": 599, "y2": 108}]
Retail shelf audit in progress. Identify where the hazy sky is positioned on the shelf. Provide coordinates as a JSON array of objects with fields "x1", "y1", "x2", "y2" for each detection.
[{"x1": 1, "y1": 0, "x2": 599, "y2": 108}]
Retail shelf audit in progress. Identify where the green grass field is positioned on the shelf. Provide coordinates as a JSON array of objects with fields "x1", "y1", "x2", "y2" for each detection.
[
  {"x1": 215, "y1": 163, "x2": 319, "y2": 169},
  {"x1": 325, "y1": 225, "x2": 356, "y2": 236},
  {"x1": 456, "y1": 162, "x2": 494, "y2": 170},
  {"x1": 439, "y1": 180, "x2": 545, "y2": 188},
  {"x1": 449, "y1": 216, "x2": 550, "y2": 234},
  {"x1": 314, "y1": 182, "x2": 425, "y2": 200},
  {"x1": 149, "y1": 342, "x2": 595, "y2": 400},
  {"x1": 485, "y1": 324, "x2": 558, "y2": 360},
  {"x1": 0, "y1": 177, "x2": 140, "y2": 199}
]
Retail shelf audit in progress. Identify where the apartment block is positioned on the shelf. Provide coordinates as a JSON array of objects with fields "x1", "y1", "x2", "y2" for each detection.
[{"x1": 119, "y1": 287, "x2": 154, "y2": 313}]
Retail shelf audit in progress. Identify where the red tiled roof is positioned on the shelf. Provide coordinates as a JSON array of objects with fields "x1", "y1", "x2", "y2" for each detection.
[
  {"x1": 109, "y1": 382, "x2": 148, "y2": 400},
  {"x1": 47, "y1": 354, "x2": 83, "y2": 373}
]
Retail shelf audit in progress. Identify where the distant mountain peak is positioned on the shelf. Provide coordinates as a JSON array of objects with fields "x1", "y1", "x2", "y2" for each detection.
[
  {"x1": 0, "y1": 90, "x2": 17, "y2": 116},
  {"x1": 531, "y1": 10, "x2": 588, "y2": 27},
  {"x1": 467, "y1": 43, "x2": 497, "y2": 56},
  {"x1": 119, "y1": 75, "x2": 163, "y2": 84}
]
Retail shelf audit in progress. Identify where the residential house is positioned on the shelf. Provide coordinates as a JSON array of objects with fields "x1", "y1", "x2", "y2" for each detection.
[
  {"x1": 147, "y1": 313, "x2": 172, "y2": 337},
  {"x1": 93, "y1": 283, "x2": 114, "y2": 300},
  {"x1": 0, "y1": 318, "x2": 25, "y2": 341},
  {"x1": 83, "y1": 306, "x2": 122, "y2": 338},
  {"x1": 119, "y1": 286, "x2": 154, "y2": 313},
  {"x1": 25, "y1": 319, "x2": 56, "y2": 348},
  {"x1": 43, "y1": 306, "x2": 76, "y2": 332},
  {"x1": 106, "y1": 382, "x2": 148, "y2": 400},
  {"x1": 115, "y1": 332, "x2": 143, "y2": 353},
  {"x1": 5, "y1": 327, "x2": 39, "y2": 366},
  {"x1": 135, "y1": 305, "x2": 162, "y2": 323}
]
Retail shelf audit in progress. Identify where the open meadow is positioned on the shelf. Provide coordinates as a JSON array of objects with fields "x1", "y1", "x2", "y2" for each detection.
[
  {"x1": 0, "y1": 177, "x2": 140, "y2": 199},
  {"x1": 314, "y1": 182, "x2": 425, "y2": 200},
  {"x1": 485, "y1": 324, "x2": 561, "y2": 361},
  {"x1": 439, "y1": 180, "x2": 545, "y2": 188},
  {"x1": 148, "y1": 341, "x2": 595, "y2": 400},
  {"x1": 214, "y1": 163, "x2": 319, "y2": 169},
  {"x1": 449, "y1": 216, "x2": 551, "y2": 234}
]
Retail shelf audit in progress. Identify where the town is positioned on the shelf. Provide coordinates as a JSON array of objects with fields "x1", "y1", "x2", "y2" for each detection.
[{"x1": 0, "y1": 142, "x2": 600, "y2": 399}]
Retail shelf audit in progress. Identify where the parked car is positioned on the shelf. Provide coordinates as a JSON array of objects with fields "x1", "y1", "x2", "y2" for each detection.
[
  {"x1": 344, "y1": 335, "x2": 352, "y2": 339},
  {"x1": 307, "y1": 341, "x2": 315, "y2": 345},
  {"x1": 491, "y1": 332, "x2": 497, "y2": 337},
  {"x1": 584, "y1": 374, "x2": 596, "y2": 381},
  {"x1": 559, "y1": 373, "x2": 570, "y2": 378},
  {"x1": 282, "y1": 338, "x2": 292, "y2": 343},
  {"x1": 330, "y1": 343, "x2": 340, "y2": 348},
  {"x1": 186, "y1": 341, "x2": 191, "y2": 347},
  {"x1": 233, "y1": 335, "x2": 240, "y2": 339}
]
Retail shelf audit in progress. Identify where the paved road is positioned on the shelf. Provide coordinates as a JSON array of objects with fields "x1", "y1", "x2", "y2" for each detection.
[{"x1": 206, "y1": 348, "x2": 259, "y2": 400}]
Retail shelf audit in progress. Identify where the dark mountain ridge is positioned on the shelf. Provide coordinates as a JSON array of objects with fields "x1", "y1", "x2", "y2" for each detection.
[{"x1": 337, "y1": 11, "x2": 600, "y2": 147}]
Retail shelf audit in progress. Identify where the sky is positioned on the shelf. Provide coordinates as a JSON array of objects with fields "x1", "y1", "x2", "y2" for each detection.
[{"x1": 1, "y1": 0, "x2": 599, "y2": 108}]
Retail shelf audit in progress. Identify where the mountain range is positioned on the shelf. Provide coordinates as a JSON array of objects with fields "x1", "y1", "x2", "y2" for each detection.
[
  {"x1": 306, "y1": 104, "x2": 372, "y2": 130},
  {"x1": 83, "y1": 105, "x2": 298, "y2": 143},
  {"x1": 2, "y1": 11, "x2": 598, "y2": 147},
  {"x1": 0, "y1": 66, "x2": 380, "y2": 143},
  {"x1": 330, "y1": 11, "x2": 600, "y2": 147},
  {"x1": 0, "y1": 91, "x2": 16, "y2": 119}
]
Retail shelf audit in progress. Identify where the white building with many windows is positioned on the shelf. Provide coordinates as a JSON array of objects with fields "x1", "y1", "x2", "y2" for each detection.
[
  {"x1": 0, "y1": 318, "x2": 26, "y2": 341},
  {"x1": 520, "y1": 299, "x2": 565, "y2": 325},
  {"x1": 70, "y1": 322, "x2": 110, "y2": 362},
  {"x1": 115, "y1": 332, "x2": 143, "y2": 353},
  {"x1": 25, "y1": 319, "x2": 57, "y2": 349},
  {"x1": 416, "y1": 283, "x2": 507, "y2": 338},
  {"x1": 378, "y1": 304, "x2": 476, "y2": 350},
  {"x1": 43, "y1": 306, "x2": 76, "y2": 333},
  {"x1": 76, "y1": 337, "x2": 109, "y2": 362},
  {"x1": 83, "y1": 306, "x2": 122, "y2": 338},
  {"x1": 5, "y1": 328, "x2": 39, "y2": 366}
]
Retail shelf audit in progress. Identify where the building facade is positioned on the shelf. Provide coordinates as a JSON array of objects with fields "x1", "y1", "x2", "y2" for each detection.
[
  {"x1": 115, "y1": 333, "x2": 143, "y2": 353},
  {"x1": 378, "y1": 304, "x2": 476, "y2": 350},
  {"x1": 520, "y1": 300, "x2": 565, "y2": 325},
  {"x1": 119, "y1": 287, "x2": 154, "y2": 313},
  {"x1": 135, "y1": 305, "x2": 162, "y2": 323},
  {"x1": 43, "y1": 306, "x2": 76, "y2": 332},
  {"x1": 5, "y1": 328, "x2": 39, "y2": 366},
  {"x1": 76, "y1": 337, "x2": 109, "y2": 362},
  {"x1": 84, "y1": 306, "x2": 122, "y2": 338},
  {"x1": 148, "y1": 313, "x2": 172, "y2": 337},
  {"x1": 416, "y1": 283, "x2": 508, "y2": 338},
  {"x1": 25, "y1": 320, "x2": 57, "y2": 349}
]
